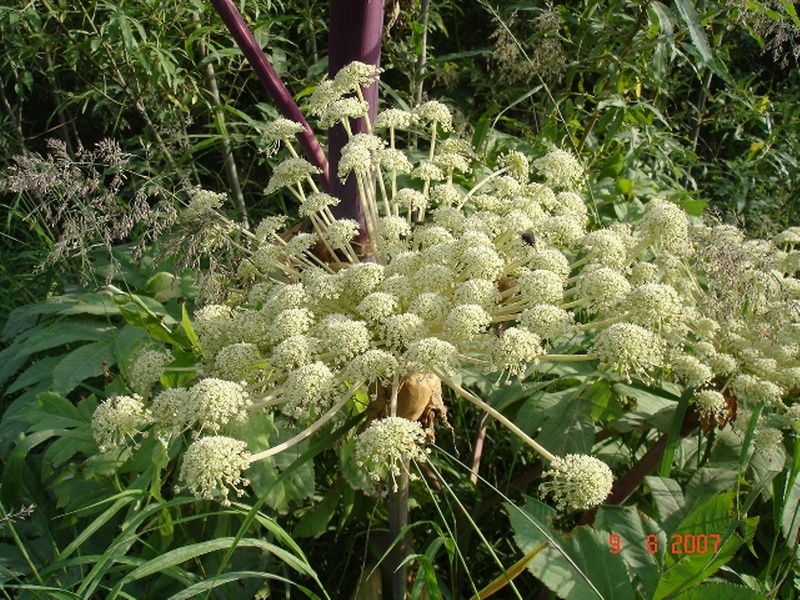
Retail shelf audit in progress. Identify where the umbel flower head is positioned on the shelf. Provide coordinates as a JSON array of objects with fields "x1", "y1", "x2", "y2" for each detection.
[
  {"x1": 178, "y1": 436, "x2": 252, "y2": 506},
  {"x1": 92, "y1": 394, "x2": 152, "y2": 452},
  {"x1": 539, "y1": 454, "x2": 613, "y2": 511},
  {"x1": 350, "y1": 416, "x2": 429, "y2": 495}
]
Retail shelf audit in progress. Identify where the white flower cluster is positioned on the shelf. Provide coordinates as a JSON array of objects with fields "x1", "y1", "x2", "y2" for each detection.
[
  {"x1": 539, "y1": 454, "x2": 614, "y2": 512},
  {"x1": 350, "y1": 416, "x2": 429, "y2": 494},
  {"x1": 105, "y1": 62, "x2": 800, "y2": 507},
  {"x1": 91, "y1": 394, "x2": 152, "y2": 452},
  {"x1": 178, "y1": 436, "x2": 252, "y2": 506}
]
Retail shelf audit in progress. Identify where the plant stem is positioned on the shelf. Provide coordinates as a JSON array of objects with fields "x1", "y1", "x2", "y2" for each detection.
[
  {"x1": 327, "y1": 0, "x2": 385, "y2": 256},
  {"x1": 209, "y1": 0, "x2": 329, "y2": 188},
  {"x1": 387, "y1": 465, "x2": 410, "y2": 600}
]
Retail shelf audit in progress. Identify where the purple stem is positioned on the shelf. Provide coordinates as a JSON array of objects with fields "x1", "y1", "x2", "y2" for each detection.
[
  {"x1": 209, "y1": 0, "x2": 330, "y2": 189},
  {"x1": 327, "y1": 0, "x2": 385, "y2": 255}
]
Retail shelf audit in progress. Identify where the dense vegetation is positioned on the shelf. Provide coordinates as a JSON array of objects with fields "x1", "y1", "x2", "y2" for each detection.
[{"x1": 1, "y1": 1, "x2": 799, "y2": 598}]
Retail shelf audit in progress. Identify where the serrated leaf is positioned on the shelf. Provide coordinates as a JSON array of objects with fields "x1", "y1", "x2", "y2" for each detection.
[
  {"x1": 4, "y1": 355, "x2": 61, "y2": 394},
  {"x1": 673, "y1": 0, "x2": 733, "y2": 83},
  {"x1": 52, "y1": 341, "x2": 116, "y2": 395},
  {"x1": 595, "y1": 506, "x2": 664, "y2": 597},
  {"x1": 507, "y1": 496, "x2": 635, "y2": 599},
  {"x1": 684, "y1": 468, "x2": 739, "y2": 512},
  {"x1": 646, "y1": 476, "x2": 687, "y2": 531},
  {"x1": 653, "y1": 492, "x2": 742, "y2": 599}
]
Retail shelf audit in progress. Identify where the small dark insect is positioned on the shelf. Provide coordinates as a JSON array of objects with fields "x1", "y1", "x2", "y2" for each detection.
[{"x1": 520, "y1": 231, "x2": 537, "y2": 246}]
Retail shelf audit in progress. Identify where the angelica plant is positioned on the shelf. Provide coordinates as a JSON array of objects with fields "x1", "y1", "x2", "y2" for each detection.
[{"x1": 92, "y1": 62, "x2": 799, "y2": 540}]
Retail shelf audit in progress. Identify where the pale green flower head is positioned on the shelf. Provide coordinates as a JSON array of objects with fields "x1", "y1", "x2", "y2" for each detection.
[
  {"x1": 491, "y1": 327, "x2": 544, "y2": 377},
  {"x1": 670, "y1": 354, "x2": 713, "y2": 388},
  {"x1": 540, "y1": 215, "x2": 585, "y2": 247},
  {"x1": 637, "y1": 199, "x2": 691, "y2": 255},
  {"x1": 452, "y1": 278, "x2": 500, "y2": 310},
  {"x1": 188, "y1": 378, "x2": 252, "y2": 434},
  {"x1": 318, "y1": 98, "x2": 370, "y2": 128},
  {"x1": 592, "y1": 322, "x2": 665, "y2": 382},
  {"x1": 150, "y1": 387, "x2": 193, "y2": 434},
  {"x1": 315, "y1": 314, "x2": 372, "y2": 361},
  {"x1": 357, "y1": 291, "x2": 398, "y2": 324},
  {"x1": 212, "y1": 342, "x2": 261, "y2": 382},
  {"x1": 299, "y1": 191, "x2": 340, "y2": 217},
  {"x1": 128, "y1": 348, "x2": 171, "y2": 396},
  {"x1": 731, "y1": 374, "x2": 784, "y2": 407},
  {"x1": 182, "y1": 189, "x2": 225, "y2": 222},
  {"x1": 374, "y1": 108, "x2": 418, "y2": 130},
  {"x1": 532, "y1": 149, "x2": 583, "y2": 189},
  {"x1": 405, "y1": 337, "x2": 460, "y2": 372},
  {"x1": 527, "y1": 248, "x2": 572, "y2": 281},
  {"x1": 444, "y1": 304, "x2": 491, "y2": 342},
  {"x1": 499, "y1": 150, "x2": 530, "y2": 182},
  {"x1": 517, "y1": 269, "x2": 564, "y2": 306},
  {"x1": 179, "y1": 436, "x2": 251, "y2": 506},
  {"x1": 265, "y1": 157, "x2": 322, "y2": 195},
  {"x1": 351, "y1": 416, "x2": 429, "y2": 494},
  {"x1": 332, "y1": 60, "x2": 381, "y2": 95},
  {"x1": 413, "y1": 100, "x2": 453, "y2": 132},
  {"x1": 271, "y1": 335, "x2": 319, "y2": 372},
  {"x1": 692, "y1": 389, "x2": 727, "y2": 422},
  {"x1": 92, "y1": 394, "x2": 152, "y2": 452},
  {"x1": 268, "y1": 308, "x2": 315, "y2": 345},
  {"x1": 540, "y1": 454, "x2": 613, "y2": 512},
  {"x1": 623, "y1": 283, "x2": 685, "y2": 337},
  {"x1": 520, "y1": 304, "x2": 574, "y2": 340},
  {"x1": 577, "y1": 267, "x2": 631, "y2": 313},
  {"x1": 282, "y1": 361, "x2": 337, "y2": 420},
  {"x1": 261, "y1": 118, "x2": 305, "y2": 156},
  {"x1": 194, "y1": 304, "x2": 234, "y2": 356},
  {"x1": 345, "y1": 348, "x2": 399, "y2": 383},
  {"x1": 381, "y1": 312, "x2": 427, "y2": 349},
  {"x1": 581, "y1": 229, "x2": 629, "y2": 270}
]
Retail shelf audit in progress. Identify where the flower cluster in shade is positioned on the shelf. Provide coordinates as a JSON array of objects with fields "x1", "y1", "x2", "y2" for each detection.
[{"x1": 90, "y1": 62, "x2": 800, "y2": 508}]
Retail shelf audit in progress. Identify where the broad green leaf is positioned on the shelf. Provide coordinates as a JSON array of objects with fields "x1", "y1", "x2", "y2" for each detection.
[
  {"x1": 653, "y1": 492, "x2": 743, "y2": 599},
  {"x1": 595, "y1": 506, "x2": 663, "y2": 597},
  {"x1": 4, "y1": 355, "x2": 61, "y2": 394},
  {"x1": 52, "y1": 340, "x2": 116, "y2": 396},
  {"x1": 1, "y1": 296, "x2": 81, "y2": 339},
  {"x1": 293, "y1": 477, "x2": 345, "y2": 538},
  {"x1": 684, "y1": 468, "x2": 739, "y2": 512},
  {"x1": 672, "y1": 582, "x2": 765, "y2": 599},
  {"x1": 507, "y1": 496, "x2": 635, "y2": 599},
  {"x1": 645, "y1": 476, "x2": 687, "y2": 532}
]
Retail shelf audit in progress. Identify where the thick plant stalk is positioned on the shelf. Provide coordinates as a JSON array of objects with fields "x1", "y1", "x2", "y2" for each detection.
[
  {"x1": 327, "y1": 0, "x2": 385, "y2": 255},
  {"x1": 209, "y1": 0, "x2": 330, "y2": 188}
]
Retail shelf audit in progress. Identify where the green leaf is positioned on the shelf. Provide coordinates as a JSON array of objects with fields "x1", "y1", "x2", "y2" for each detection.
[
  {"x1": 595, "y1": 506, "x2": 663, "y2": 598},
  {"x1": 653, "y1": 492, "x2": 743, "y2": 599},
  {"x1": 672, "y1": 582, "x2": 765, "y2": 599},
  {"x1": 51, "y1": 340, "x2": 116, "y2": 395},
  {"x1": 645, "y1": 476, "x2": 688, "y2": 532},
  {"x1": 293, "y1": 477, "x2": 345, "y2": 538},
  {"x1": 673, "y1": 0, "x2": 733, "y2": 83},
  {"x1": 507, "y1": 496, "x2": 635, "y2": 599}
]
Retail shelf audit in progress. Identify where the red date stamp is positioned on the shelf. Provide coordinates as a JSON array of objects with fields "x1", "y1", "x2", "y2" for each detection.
[{"x1": 608, "y1": 533, "x2": 721, "y2": 555}]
